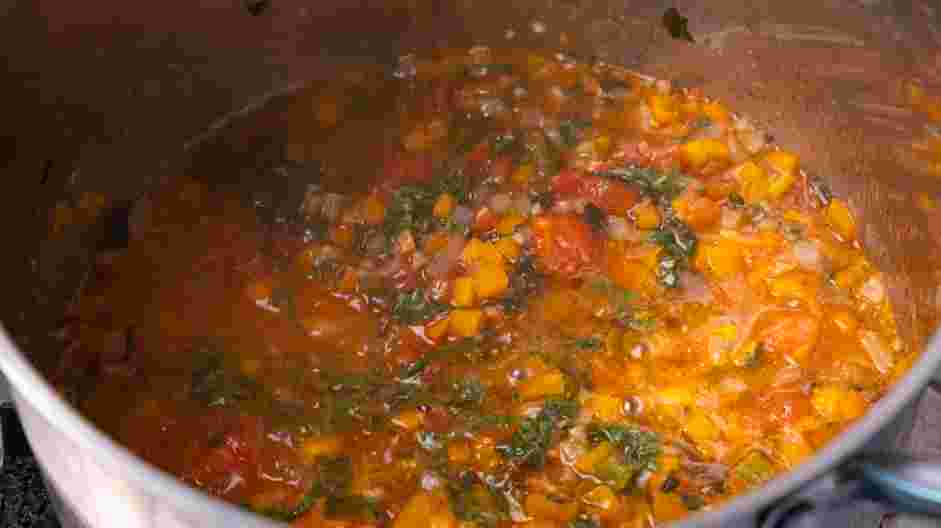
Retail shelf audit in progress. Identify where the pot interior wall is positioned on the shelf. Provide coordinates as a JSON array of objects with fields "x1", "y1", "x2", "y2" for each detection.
[{"x1": 0, "y1": 0, "x2": 940, "y2": 524}]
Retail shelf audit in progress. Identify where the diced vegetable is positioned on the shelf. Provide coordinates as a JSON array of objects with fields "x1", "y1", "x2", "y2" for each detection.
[
  {"x1": 631, "y1": 201, "x2": 661, "y2": 230},
  {"x1": 473, "y1": 263, "x2": 510, "y2": 299},
  {"x1": 300, "y1": 436, "x2": 343, "y2": 461},
  {"x1": 729, "y1": 450, "x2": 776, "y2": 491},
  {"x1": 525, "y1": 492, "x2": 578, "y2": 522},
  {"x1": 825, "y1": 199, "x2": 857, "y2": 241},
  {"x1": 811, "y1": 385, "x2": 867, "y2": 422},
  {"x1": 393, "y1": 491, "x2": 457, "y2": 528},
  {"x1": 518, "y1": 371, "x2": 567, "y2": 401},
  {"x1": 452, "y1": 277, "x2": 477, "y2": 307},
  {"x1": 449, "y1": 309, "x2": 484, "y2": 337},
  {"x1": 434, "y1": 194, "x2": 455, "y2": 218},
  {"x1": 499, "y1": 398, "x2": 578, "y2": 467},
  {"x1": 681, "y1": 138, "x2": 730, "y2": 169}
]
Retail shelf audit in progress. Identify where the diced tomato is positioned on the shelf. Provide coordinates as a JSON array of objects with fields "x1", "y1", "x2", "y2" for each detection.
[
  {"x1": 551, "y1": 169, "x2": 641, "y2": 216},
  {"x1": 750, "y1": 387, "x2": 812, "y2": 428},
  {"x1": 489, "y1": 155, "x2": 514, "y2": 182},
  {"x1": 752, "y1": 309, "x2": 821, "y2": 363},
  {"x1": 531, "y1": 213, "x2": 598, "y2": 277},
  {"x1": 474, "y1": 207, "x2": 499, "y2": 233},
  {"x1": 185, "y1": 413, "x2": 264, "y2": 497},
  {"x1": 672, "y1": 191, "x2": 721, "y2": 231},
  {"x1": 382, "y1": 149, "x2": 434, "y2": 186}
]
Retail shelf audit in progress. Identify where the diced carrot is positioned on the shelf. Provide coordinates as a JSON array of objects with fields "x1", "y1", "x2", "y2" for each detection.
[
  {"x1": 684, "y1": 411, "x2": 720, "y2": 444},
  {"x1": 300, "y1": 435, "x2": 343, "y2": 461},
  {"x1": 392, "y1": 491, "x2": 457, "y2": 528},
  {"x1": 811, "y1": 385, "x2": 866, "y2": 422},
  {"x1": 391, "y1": 409, "x2": 425, "y2": 430},
  {"x1": 364, "y1": 194, "x2": 386, "y2": 225},
  {"x1": 694, "y1": 237, "x2": 743, "y2": 279},
  {"x1": 825, "y1": 199, "x2": 857, "y2": 241},
  {"x1": 449, "y1": 309, "x2": 484, "y2": 337},
  {"x1": 433, "y1": 193, "x2": 455, "y2": 218},
  {"x1": 525, "y1": 492, "x2": 578, "y2": 522},
  {"x1": 672, "y1": 193, "x2": 721, "y2": 231},
  {"x1": 330, "y1": 223, "x2": 356, "y2": 248},
  {"x1": 425, "y1": 317, "x2": 450, "y2": 340},
  {"x1": 735, "y1": 161, "x2": 769, "y2": 204},
  {"x1": 452, "y1": 276, "x2": 476, "y2": 307},
  {"x1": 496, "y1": 214, "x2": 525, "y2": 236},
  {"x1": 582, "y1": 485, "x2": 618, "y2": 514},
  {"x1": 575, "y1": 442, "x2": 615, "y2": 474},
  {"x1": 493, "y1": 238, "x2": 521, "y2": 261},
  {"x1": 702, "y1": 101, "x2": 730, "y2": 123},
  {"x1": 631, "y1": 201, "x2": 661, "y2": 230},
  {"x1": 244, "y1": 277, "x2": 274, "y2": 302},
  {"x1": 447, "y1": 440, "x2": 472, "y2": 465},
  {"x1": 424, "y1": 231, "x2": 451, "y2": 254},
  {"x1": 518, "y1": 371, "x2": 566, "y2": 401},
  {"x1": 652, "y1": 491, "x2": 688, "y2": 522},
  {"x1": 586, "y1": 393, "x2": 623, "y2": 422},
  {"x1": 681, "y1": 138, "x2": 730, "y2": 169},
  {"x1": 473, "y1": 263, "x2": 509, "y2": 298},
  {"x1": 649, "y1": 94, "x2": 679, "y2": 126},
  {"x1": 512, "y1": 163, "x2": 535, "y2": 185}
]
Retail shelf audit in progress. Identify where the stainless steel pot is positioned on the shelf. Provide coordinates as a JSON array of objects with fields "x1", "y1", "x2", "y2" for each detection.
[{"x1": 2, "y1": 0, "x2": 941, "y2": 526}]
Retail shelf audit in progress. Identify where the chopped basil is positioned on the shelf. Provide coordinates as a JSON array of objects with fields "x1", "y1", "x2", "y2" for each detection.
[{"x1": 498, "y1": 397, "x2": 578, "y2": 467}]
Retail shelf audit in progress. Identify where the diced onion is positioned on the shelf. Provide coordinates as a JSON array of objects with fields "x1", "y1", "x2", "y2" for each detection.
[
  {"x1": 572, "y1": 198, "x2": 587, "y2": 214},
  {"x1": 720, "y1": 208, "x2": 742, "y2": 230},
  {"x1": 859, "y1": 275, "x2": 886, "y2": 304},
  {"x1": 420, "y1": 471, "x2": 443, "y2": 491},
  {"x1": 771, "y1": 365, "x2": 803, "y2": 387},
  {"x1": 553, "y1": 200, "x2": 573, "y2": 214},
  {"x1": 518, "y1": 107, "x2": 545, "y2": 129},
  {"x1": 513, "y1": 195, "x2": 531, "y2": 216},
  {"x1": 322, "y1": 193, "x2": 345, "y2": 222},
  {"x1": 490, "y1": 193, "x2": 512, "y2": 214},
  {"x1": 393, "y1": 54, "x2": 417, "y2": 80},
  {"x1": 861, "y1": 331, "x2": 893, "y2": 374},
  {"x1": 453, "y1": 205, "x2": 474, "y2": 226},
  {"x1": 606, "y1": 216, "x2": 631, "y2": 241},
  {"x1": 426, "y1": 234, "x2": 465, "y2": 279},
  {"x1": 479, "y1": 97, "x2": 507, "y2": 118},
  {"x1": 792, "y1": 240, "x2": 822, "y2": 270}
]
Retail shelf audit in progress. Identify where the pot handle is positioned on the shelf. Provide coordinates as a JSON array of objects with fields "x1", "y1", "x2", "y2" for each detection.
[{"x1": 761, "y1": 455, "x2": 941, "y2": 527}]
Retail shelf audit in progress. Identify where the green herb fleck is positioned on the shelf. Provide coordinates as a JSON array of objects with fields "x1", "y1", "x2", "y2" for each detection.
[
  {"x1": 559, "y1": 119, "x2": 593, "y2": 147},
  {"x1": 573, "y1": 337, "x2": 602, "y2": 350},
  {"x1": 417, "y1": 431, "x2": 443, "y2": 451},
  {"x1": 600, "y1": 166, "x2": 688, "y2": 199},
  {"x1": 587, "y1": 422, "x2": 661, "y2": 473},
  {"x1": 650, "y1": 215, "x2": 698, "y2": 288},
  {"x1": 392, "y1": 288, "x2": 447, "y2": 325},
  {"x1": 732, "y1": 450, "x2": 776, "y2": 488},
  {"x1": 498, "y1": 397, "x2": 578, "y2": 467},
  {"x1": 663, "y1": 7, "x2": 695, "y2": 43}
]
